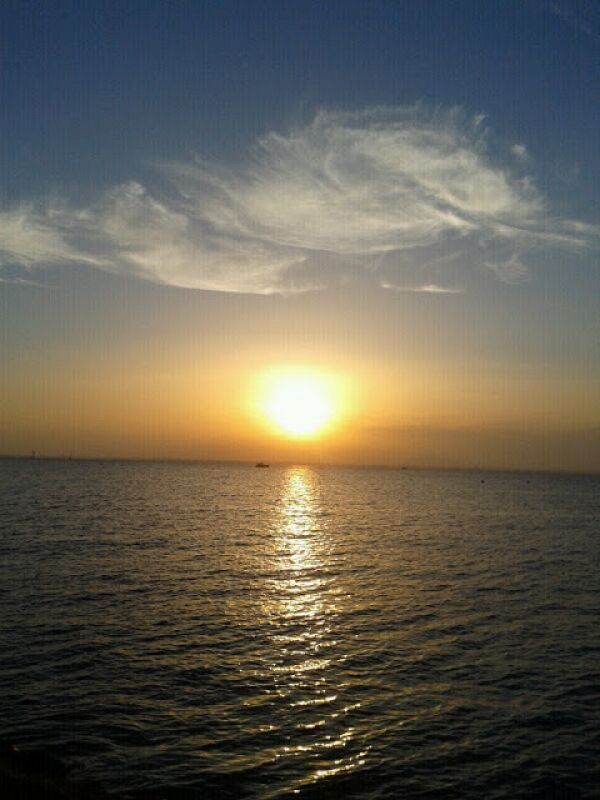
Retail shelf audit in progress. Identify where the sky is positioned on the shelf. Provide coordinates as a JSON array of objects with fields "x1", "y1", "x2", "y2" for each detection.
[{"x1": 1, "y1": 0, "x2": 599, "y2": 471}]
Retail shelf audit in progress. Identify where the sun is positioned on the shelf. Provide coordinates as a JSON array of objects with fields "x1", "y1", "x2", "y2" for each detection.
[{"x1": 262, "y1": 371, "x2": 336, "y2": 437}]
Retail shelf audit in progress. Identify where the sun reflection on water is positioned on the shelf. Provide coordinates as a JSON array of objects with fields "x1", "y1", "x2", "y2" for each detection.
[
  {"x1": 273, "y1": 466, "x2": 327, "y2": 616},
  {"x1": 256, "y1": 466, "x2": 370, "y2": 792}
]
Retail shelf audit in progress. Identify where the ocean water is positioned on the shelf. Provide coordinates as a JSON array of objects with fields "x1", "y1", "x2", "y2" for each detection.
[{"x1": 1, "y1": 459, "x2": 599, "y2": 799}]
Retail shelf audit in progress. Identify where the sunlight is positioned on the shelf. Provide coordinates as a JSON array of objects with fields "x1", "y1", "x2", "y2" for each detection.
[{"x1": 262, "y1": 370, "x2": 337, "y2": 438}]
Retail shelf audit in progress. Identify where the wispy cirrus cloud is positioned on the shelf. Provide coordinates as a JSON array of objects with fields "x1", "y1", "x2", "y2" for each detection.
[
  {"x1": 0, "y1": 275, "x2": 56, "y2": 289},
  {"x1": 380, "y1": 281, "x2": 464, "y2": 294},
  {"x1": 0, "y1": 105, "x2": 597, "y2": 294}
]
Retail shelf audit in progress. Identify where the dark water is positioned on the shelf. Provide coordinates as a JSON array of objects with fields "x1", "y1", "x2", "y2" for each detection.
[{"x1": 1, "y1": 459, "x2": 599, "y2": 799}]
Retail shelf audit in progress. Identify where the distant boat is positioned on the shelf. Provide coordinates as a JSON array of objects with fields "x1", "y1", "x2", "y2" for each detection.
[{"x1": 255, "y1": 462, "x2": 270, "y2": 468}]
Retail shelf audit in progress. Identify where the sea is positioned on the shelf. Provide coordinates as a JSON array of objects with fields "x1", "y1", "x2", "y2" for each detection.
[{"x1": 1, "y1": 459, "x2": 599, "y2": 799}]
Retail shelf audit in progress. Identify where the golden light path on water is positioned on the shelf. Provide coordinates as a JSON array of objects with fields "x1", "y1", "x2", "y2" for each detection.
[{"x1": 258, "y1": 467, "x2": 371, "y2": 794}]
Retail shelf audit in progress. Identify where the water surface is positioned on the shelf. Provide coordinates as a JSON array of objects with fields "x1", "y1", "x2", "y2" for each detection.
[{"x1": 1, "y1": 460, "x2": 598, "y2": 798}]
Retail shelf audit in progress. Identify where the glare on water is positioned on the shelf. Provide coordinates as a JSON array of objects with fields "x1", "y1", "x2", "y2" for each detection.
[{"x1": 257, "y1": 467, "x2": 369, "y2": 790}]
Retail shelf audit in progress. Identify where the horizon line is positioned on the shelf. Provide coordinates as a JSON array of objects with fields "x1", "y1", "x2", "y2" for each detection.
[{"x1": 0, "y1": 453, "x2": 597, "y2": 477}]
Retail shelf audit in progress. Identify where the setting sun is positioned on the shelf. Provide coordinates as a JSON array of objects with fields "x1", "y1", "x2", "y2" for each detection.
[{"x1": 262, "y1": 371, "x2": 336, "y2": 437}]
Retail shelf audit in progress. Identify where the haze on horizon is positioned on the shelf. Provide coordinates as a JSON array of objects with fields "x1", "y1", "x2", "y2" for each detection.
[{"x1": 1, "y1": 0, "x2": 599, "y2": 474}]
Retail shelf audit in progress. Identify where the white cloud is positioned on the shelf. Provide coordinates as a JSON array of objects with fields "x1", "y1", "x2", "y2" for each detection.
[
  {"x1": 511, "y1": 143, "x2": 529, "y2": 162},
  {"x1": 0, "y1": 275, "x2": 55, "y2": 288},
  {"x1": 483, "y1": 252, "x2": 529, "y2": 284},
  {"x1": 0, "y1": 206, "x2": 101, "y2": 268},
  {"x1": 381, "y1": 281, "x2": 464, "y2": 294},
  {"x1": 0, "y1": 106, "x2": 597, "y2": 294}
]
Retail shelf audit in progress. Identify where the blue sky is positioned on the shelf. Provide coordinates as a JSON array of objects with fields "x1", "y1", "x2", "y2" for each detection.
[
  {"x1": 1, "y1": 0, "x2": 599, "y2": 469},
  {"x1": 2, "y1": 0, "x2": 598, "y2": 201}
]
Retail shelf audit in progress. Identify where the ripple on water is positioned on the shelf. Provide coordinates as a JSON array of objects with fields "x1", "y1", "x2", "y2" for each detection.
[{"x1": 1, "y1": 461, "x2": 599, "y2": 799}]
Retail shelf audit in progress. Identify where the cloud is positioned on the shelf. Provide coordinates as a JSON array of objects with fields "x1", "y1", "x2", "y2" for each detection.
[
  {"x1": 0, "y1": 105, "x2": 597, "y2": 294},
  {"x1": 483, "y1": 251, "x2": 529, "y2": 284},
  {"x1": 511, "y1": 143, "x2": 530, "y2": 162},
  {"x1": 0, "y1": 275, "x2": 56, "y2": 289},
  {"x1": 381, "y1": 281, "x2": 464, "y2": 294}
]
